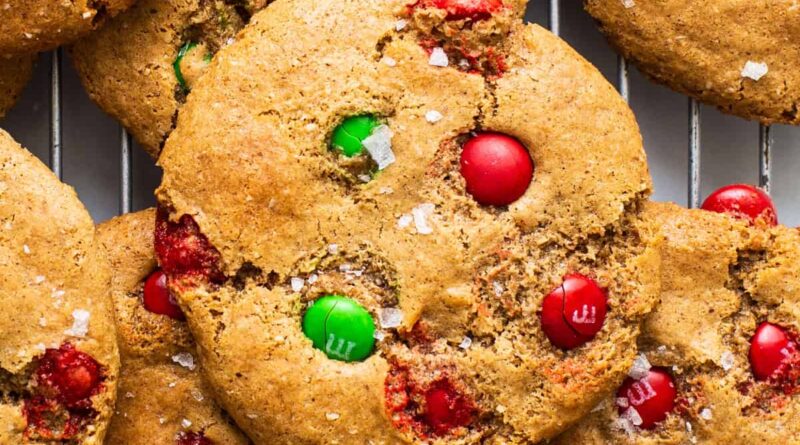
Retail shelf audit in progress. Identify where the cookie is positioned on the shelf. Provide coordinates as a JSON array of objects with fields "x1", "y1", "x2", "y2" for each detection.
[
  {"x1": 0, "y1": 55, "x2": 35, "y2": 118},
  {"x1": 0, "y1": 0, "x2": 136, "y2": 55},
  {"x1": 584, "y1": 0, "x2": 800, "y2": 125},
  {"x1": 554, "y1": 200, "x2": 800, "y2": 444},
  {"x1": 96, "y1": 209, "x2": 250, "y2": 445},
  {"x1": 0, "y1": 129, "x2": 119, "y2": 443},
  {"x1": 71, "y1": 0, "x2": 269, "y2": 158},
  {"x1": 153, "y1": 0, "x2": 660, "y2": 442}
]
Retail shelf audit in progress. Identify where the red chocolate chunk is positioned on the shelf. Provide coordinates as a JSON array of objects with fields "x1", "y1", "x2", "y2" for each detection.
[
  {"x1": 701, "y1": 184, "x2": 778, "y2": 226},
  {"x1": 155, "y1": 206, "x2": 224, "y2": 285},
  {"x1": 143, "y1": 269, "x2": 186, "y2": 320},
  {"x1": 540, "y1": 274, "x2": 607, "y2": 350},
  {"x1": 617, "y1": 368, "x2": 677, "y2": 430},
  {"x1": 750, "y1": 322, "x2": 800, "y2": 394},
  {"x1": 410, "y1": 0, "x2": 504, "y2": 20},
  {"x1": 176, "y1": 431, "x2": 214, "y2": 445}
]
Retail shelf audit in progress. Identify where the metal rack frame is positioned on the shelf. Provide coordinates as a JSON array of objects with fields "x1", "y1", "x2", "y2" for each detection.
[{"x1": 45, "y1": 2, "x2": 774, "y2": 215}]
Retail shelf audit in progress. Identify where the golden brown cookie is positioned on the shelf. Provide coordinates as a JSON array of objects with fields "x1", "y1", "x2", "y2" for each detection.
[
  {"x1": 585, "y1": 0, "x2": 800, "y2": 125},
  {"x1": 0, "y1": 0, "x2": 136, "y2": 55},
  {"x1": 0, "y1": 129, "x2": 119, "y2": 444},
  {"x1": 153, "y1": 0, "x2": 660, "y2": 443},
  {"x1": 0, "y1": 55, "x2": 35, "y2": 118},
  {"x1": 71, "y1": 0, "x2": 270, "y2": 158},
  {"x1": 96, "y1": 209, "x2": 250, "y2": 445},
  {"x1": 554, "y1": 202, "x2": 800, "y2": 444}
]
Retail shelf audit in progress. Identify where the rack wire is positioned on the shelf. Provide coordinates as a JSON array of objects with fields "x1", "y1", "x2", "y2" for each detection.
[{"x1": 45, "y1": 2, "x2": 775, "y2": 217}]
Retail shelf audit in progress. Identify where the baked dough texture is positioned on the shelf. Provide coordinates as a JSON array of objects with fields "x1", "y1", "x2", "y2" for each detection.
[
  {"x1": 555, "y1": 202, "x2": 800, "y2": 444},
  {"x1": 155, "y1": 0, "x2": 660, "y2": 442},
  {"x1": 0, "y1": 55, "x2": 35, "y2": 119},
  {"x1": 585, "y1": 0, "x2": 800, "y2": 125}
]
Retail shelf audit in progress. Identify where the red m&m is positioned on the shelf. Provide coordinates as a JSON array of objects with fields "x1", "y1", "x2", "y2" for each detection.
[
  {"x1": 34, "y1": 343, "x2": 103, "y2": 408},
  {"x1": 423, "y1": 380, "x2": 476, "y2": 437},
  {"x1": 701, "y1": 184, "x2": 777, "y2": 226},
  {"x1": 176, "y1": 431, "x2": 213, "y2": 445},
  {"x1": 459, "y1": 132, "x2": 534, "y2": 206},
  {"x1": 143, "y1": 270, "x2": 185, "y2": 320},
  {"x1": 540, "y1": 273, "x2": 607, "y2": 349},
  {"x1": 749, "y1": 322, "x2": 796, "y2": 381},
  {"x1": 617, "y1": 368, "x2": 677, "y2": 430},
  {"x1": 412, "y1": 0, "x2": 504, "y2": 20}
]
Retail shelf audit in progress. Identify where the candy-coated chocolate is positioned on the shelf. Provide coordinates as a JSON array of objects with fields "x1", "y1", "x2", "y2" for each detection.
[
  {"x1": 616, "y1": 368, "x2": 676, "y2": 430},
  {"x1": 749, "y1": 322, "x2": 794, "y2": 381},
  {"x1": 423, "y1": 380, "x2": 476, "y2": 436},
  {"x1": 176, "y1": 431, "x2": 213, "y2": 445},
  {"x1": 331, "y1": 115, "x2": 379, "y2": 157},
  {"x1": 701, "y1": 184, "x2": 777, "y2": 226},
  {"x1": 460, "y1": 132, "x2": 533, "y2": 206},
  {"x1": 143, "y1": 270, "x2": 186, "y2": 320},
  {"x1": 154, "y1": 207, "x2": 224, "y2": 285},
  {"x1": 411, "y1": 0, "x2": 504, "y2": 20},
  {"x1": 302, "y1": 295, "x2": 376, "y2": 362},
  {"x1": 540, "y1": 274, "x2": 607, "y2": 349},
  {"x1": 35, "y1": 343, "x2": 103, "y2": 408}
]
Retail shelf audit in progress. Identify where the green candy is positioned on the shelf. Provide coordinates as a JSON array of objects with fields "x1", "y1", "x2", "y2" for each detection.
[
  {"x1": 173, "y1": 41, "x2": 197, "y2": 93},
  {"x1": 302, "y1": 295, "x2": 376, "y2": 362},
  {"x1": 330, "y1": 115, "x2": 379, "y2": 157}
]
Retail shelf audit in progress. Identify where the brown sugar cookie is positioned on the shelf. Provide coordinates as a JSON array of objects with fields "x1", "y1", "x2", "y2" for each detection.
[
  {"x1": 0, "y1": 55, "x2": 35, "y2": 118},
  {"x1": 96, "y1": 209, "x2": 250, "y2": 445},
  {"x1": 71, "y1": 0, "x2": 270, "y2": 158},
  {"x1": 554, "y1": 201, "x2": 800, "y2": 444},
  {"x1": 585, "y1": 0, "x2": 800, "y2": 125},
  {"x1": 0, "y1": 0, "x2": 136, "y2": 55},
  {"x1": 0, "y1": 129, "x2": 119, "y2": 443},
  {"x1": 153, "y1": 0, "x2": 660, "y2": 442}
]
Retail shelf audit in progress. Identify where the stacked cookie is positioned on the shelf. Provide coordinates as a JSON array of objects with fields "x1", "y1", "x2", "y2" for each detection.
[{"x1": 1, "y1": 0, "x2": 799, "y2": 444}]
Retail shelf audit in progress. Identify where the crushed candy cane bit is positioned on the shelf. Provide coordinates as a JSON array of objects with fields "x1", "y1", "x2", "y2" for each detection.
[
  {"x1": 379, "y1": 307, "x2": 403, "y2": 329},
  {"x1": 412, "y1": 203, "x2": 435, "y2": 235},
  {"x1": 429, "y1": 47, "x2": 449, "y2": 67},
  {"x1": 64, "y1": 309, "x2": 90, "y2": 337},
  {"x1": 172, "y1": 352, "x2": 196, "y2": 370},
  {"x1": 362, "y1": 125, "x2": 396, "y2": 170},
  {"x1": 628, "y1": 354, "x2": 651, "y2": 380},
  {"x1": 425, "y1": 110, "x2": 443, "y2": 123},
  {"x1": 741, "y1": 61, "x2": 768, "y2": 81}
]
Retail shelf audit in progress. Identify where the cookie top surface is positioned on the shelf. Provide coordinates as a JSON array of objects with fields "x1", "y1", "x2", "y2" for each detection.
[
  {"x1": 96, "y1": 209, "x2": 250, "y2": 445},
  {"x1": 585, "y1": 0, "x2": 800, "y2": 125},
  {"x1": 555, "y1": 202, "x2": 800, "y2": 444},
  {"x1": 0, "y1": 55, "x2": 35, "y2": 119},
  {"x1": 154, "y1": 0, "x2": 658, "y2": 442},
  {"x1": 0, "y1": 0, "x2": 136, "y2": 54},
  {"x1": 71, "y1": 0, "x2": 269, "y2": 158},
  {"x1": 0, "y1": 129, "x2": 119, "y2": 444}
]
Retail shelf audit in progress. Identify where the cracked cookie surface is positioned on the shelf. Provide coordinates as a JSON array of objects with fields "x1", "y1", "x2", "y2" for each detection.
[
  {"x1": 585, "y1": 0, "x2": 800, "y2": 125},
  {"x1": 155, "y1": 0, "x2": 659, "y2": 442},
  {"x1": 0, "y1": 129, "x2": 119, "y2": 444},
  {"x1": 97, "y1": 209, "x2": 250, "y2": 445},
  {"x1": 71, "y1": 0, "x2": 270, "y2": 158},
  {"x1": 554, "y1": 202, "x2": 800, "y2": 444}
]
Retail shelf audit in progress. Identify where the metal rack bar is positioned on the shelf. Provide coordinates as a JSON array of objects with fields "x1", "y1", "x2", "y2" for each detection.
[
  {"x1": 617, "y1": 57, "x2": 629, "y2": 103},
  {"x1": 549, "y1": 0, "x2": 560, "y2": 36},
  {"x1": 120, "y1": 128, "x2": 133, "y2": 214},
  {"x1": 50, "y1": 49, "x2": 62, "y2": 179},
  {"x1": 759, "y1": 124, "x2": 771, "y2": 193},
  {"x1": 688, "y1": 98, "x2": 701, "y2": 208}
]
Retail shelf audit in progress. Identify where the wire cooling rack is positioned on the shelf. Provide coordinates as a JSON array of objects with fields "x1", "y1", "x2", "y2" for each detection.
[{"x1": 6, "y1": 0, "x2": 796, "y2": 225}]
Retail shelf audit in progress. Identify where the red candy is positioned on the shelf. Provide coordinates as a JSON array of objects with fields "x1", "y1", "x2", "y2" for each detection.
[
  {"x1": 459, "y1": 132, "x2": 534, "y2": 206},
  {"x1": 143, "y1": 270, "x2": 186, "y2": 320},
  {"x1": 155, "y1": 207, "x2": 224, "y2": 285},
  {"x1": 540, "y1": 274, "x2": 607, "y2": 350},
  {"x1": 411, "y1": 0, "x2": 504, "y2": 20},
  {"x1": 176, "y1": 431, "x2": 213, "y2": 445},
  {"x1": 35, "y1": 343, "x2": 103, "y2": 408},
  {"x1": 749, "y1": 322, "x2": 796, "y2": 381},
  {"x1": 617, "y1": 368, "x2": 677, "y2": 430},
  {"x1": 701, "y1": 184, "x2": 777, "y2": 226},
  {"x1": 423, "y1": 380, "x2": 476, "y2": 437}
]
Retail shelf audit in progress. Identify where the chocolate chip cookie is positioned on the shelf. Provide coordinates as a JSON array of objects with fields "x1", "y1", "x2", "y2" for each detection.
[
  {"x1": 97, "y1": 209, "x2": 250, "y2": 445},
  {"x1": 0, "y1": 129, "x2": 119, "y2": 443},
  {"x1": 71, "y1": 0, "x2": 269, "y2": 158},
  {"x1": 555, "y1": 200, "x2": 800, "y2": 444},
  {"x1": 0, "y1": 0, "x2": 136, "y2": 54},
  {"x1": 154, "y1": 0, "x2": 660, "y2": 442},
  {"x1": 585, "y1": 0, "x2": 800, "y2": 125}
]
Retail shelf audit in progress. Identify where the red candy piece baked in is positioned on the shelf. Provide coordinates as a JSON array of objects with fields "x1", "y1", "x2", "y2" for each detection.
[
  {"x1": 35, "y1": 343, "x2": 103, "y2": 408},
  {"x1": 411, "y1": 0, "x2": 504, "y2": 20},
  {"x1": 540, "y1": 274, "x2": 607, "y2": 349},
  {"x1": 701, "y1": 184, "x2": 777, "y2": 226},
  {"x1": 176, "y1": 431, "x2": 214, "y2": 445},
  {"x1": 749, "y1": 322, "x2": 797, "y2": 381},
  {"x1": 459, "y1": 132, "x2": 534, "y2": 206},
  {"x1": 155, "y1": 207, "x2": 224, "y2": 285},
  {"x1": 143, "y1": 270, "x2": 186, "y2": 320},
  {"x1": 617, "y1": 368, "x2": 677, "y2": 430},
  {"x1": 423, "y1": 380, "x2": 477, "y2": 436}
]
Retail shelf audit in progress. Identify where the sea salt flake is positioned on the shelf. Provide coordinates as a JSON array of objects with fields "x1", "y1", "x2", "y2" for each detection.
[
  {"x1": 379, "y1": 186, "x2": 394, "y2": 195},
  {"x1": 412, "y1": 203, "x2": 435, "y2": 235},
  {"x1": 741, "y1": 61, "x2": 768, "y2": 81},
  {"x1": 247, "y1": 413, "x2": 258, "y2": 419},
  {"x1": 181, "y1": 418, "x2": 192, "y2": 428},
  {"x1": 496, "y1": 404, "x2": 506, "y2": 413},
  {"x1": 656, "y1": 345, "x2": 668, "y2": 353},
  {"x1": 64, "y1": 309, "x2": 90, "y2": 337},
  {"x1": 327, "y1": 244, "x2": 339, "y2": 254},
  {"x1": 82, "y1": 11, "x2": 92, "y2": 18},
  {"x1": 492, "y1": 281, "x2": 504, "y2": 296},
  {"x1": 459, "y1": 336, "x2": 473, "y2": 349},
  {"x1": 615, "y1": 397, "x2": 630, "y2": 408},
  {"x1": 34, "y1": 275, "x2": 45, "y2": 284},
  {"x1": 425, "y1": 110, "x2": 443, "y2": 123},
  {"x1": 686, "y1": 421, "x2": 693, "y2": 433},
  {"x1": 383, "y1": 56, "x2": 397, "y2": 67},
  {"x1": 190, "y1": 388, "x2": 204, "y2": 401},
  {"x1": 623, "y1": 407, "x2": 643, "y2": 426},
  {"x1": 326, "y1": 412, "x2": 340, "y2": 421},
  {"x1": 700, "y1": 408, "x2": 712, "y2": 420},
  {"x1": 362, "y1": 125, "x2": 395, "y2": 170},
  {"x1": 720, "y1": 350, "x2": 735, "y2": 371},
  {"x1": 429, "y1": 47, "x2": 449, "y2": 67},
  {"x1": 395, "y1": 19, "x2": 407, "y2": 31},
  {"x1": 23, "y1": 244, "x2": 30, "y2": 254},
  {"x1": 614, "y1": 417, "x2": 637, "y2": 435},
  {"x1": 622, "y1": 0, "x2": 635, "y2": 7},
  {"x1": 628, "y1": 354, "x2": 651, "y2": 379},
  {"x1": 125, "y1": 392, "x2": 135, "y2": 399},
  {"x1": 358, "y1": 174, "x2": 372, "y2": 183},
  {"x1": 168, "y1": 381, "x2": 177, "y2": 388},
  {"x1": 307, "y1": 274, "x2": 319, "y2": 284},
  {"x1": 379, "y1": 307, "x2": 403, "y2": 329},
  {"x1": 290, "y1": 277, "x2": 305, "y2": 292},
  {"x1": 397, "y1": 214, "x2": 413, "y2": 229},
  {"x1": 38, "y1": 317, "x2": 47, "y2": 327},
  {"x1": 172, "y1": 352, "x2": 196, "y2": 370},
  {"x1": 373, "y1": 330, "x2": 386, "y2": 341}
]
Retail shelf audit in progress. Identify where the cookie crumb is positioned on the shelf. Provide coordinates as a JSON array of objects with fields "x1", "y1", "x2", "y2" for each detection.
[
  {"x1": 741, "y1": 61, "x2": 768, "y2": 81},
  {"x1": 429, "y1": 47, "x2": 449, "y2": 67},
  {"x1": 64, "y1": 309, "x2": 90, "y2": 337}
]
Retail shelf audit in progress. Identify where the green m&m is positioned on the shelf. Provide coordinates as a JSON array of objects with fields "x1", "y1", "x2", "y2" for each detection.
[
  {"x1": 330, "y1": 115, "x2": 379, "y2": 157},
  {"x1": 302, "y1": 295, "x2": 376, "y2": 362}
]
